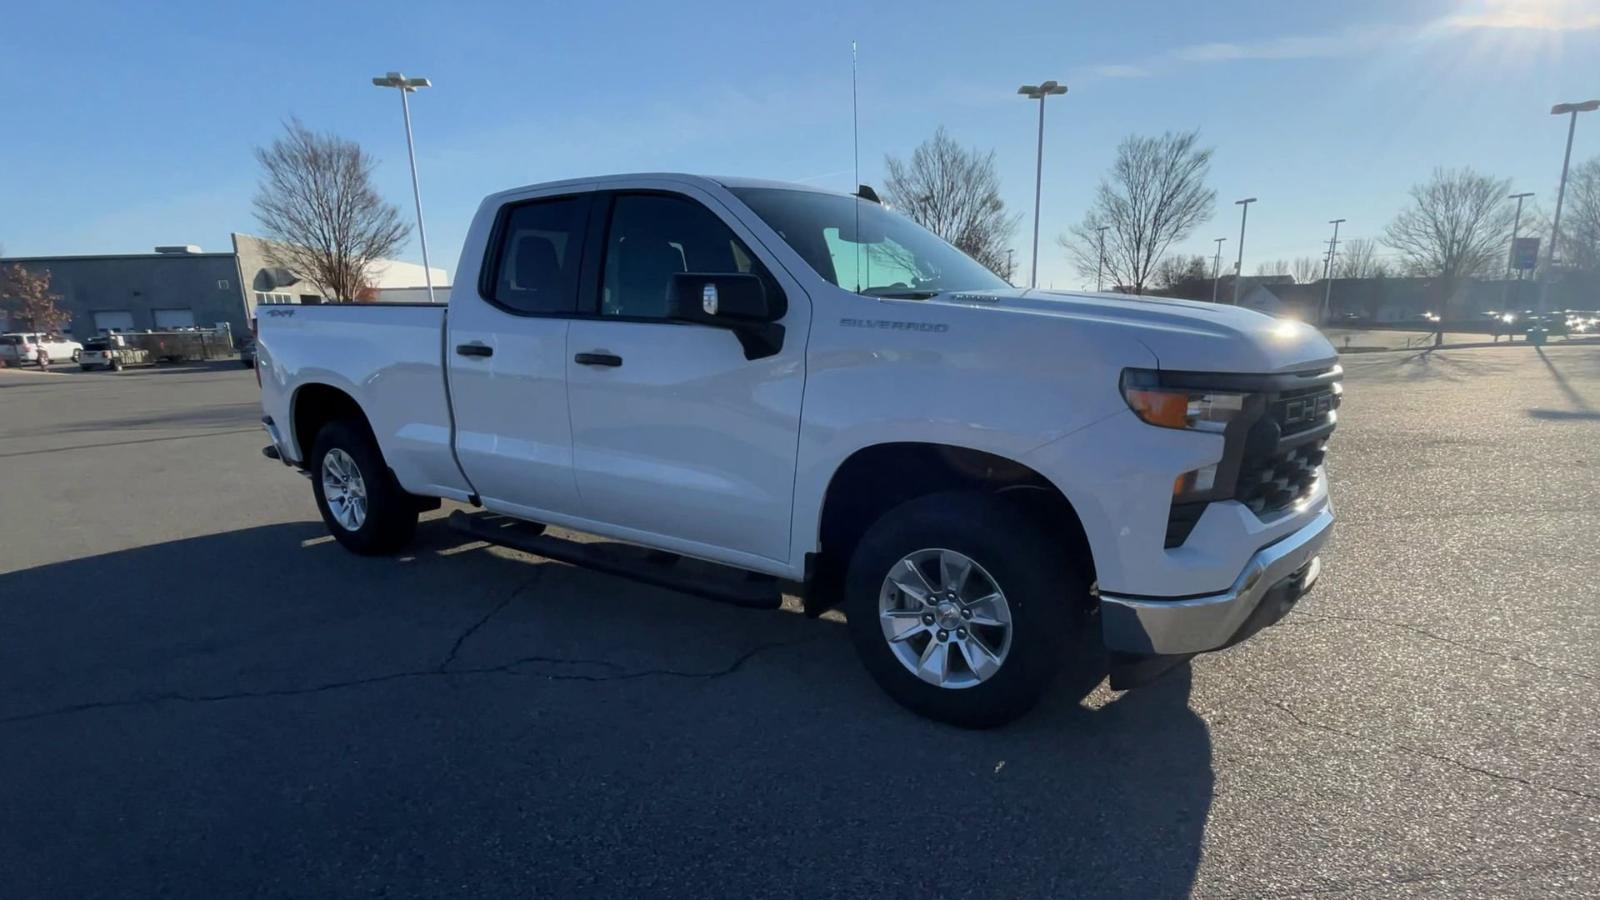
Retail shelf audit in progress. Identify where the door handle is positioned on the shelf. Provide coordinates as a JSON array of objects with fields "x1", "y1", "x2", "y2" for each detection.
[
  {"x1": 456, "y1": 343, "x2": 493, "y2": 358},
  {"x1": 574, "y1": 352, "x2": 623, "y2": 367}
]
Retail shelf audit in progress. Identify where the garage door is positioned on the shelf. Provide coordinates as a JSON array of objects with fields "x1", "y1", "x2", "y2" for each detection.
[
  {"x1": 93, "y1": 311, "x2": 135, "y2": 333},
  {"x1": 152, "y1": 308, "x2": 196, "y2": 329}
]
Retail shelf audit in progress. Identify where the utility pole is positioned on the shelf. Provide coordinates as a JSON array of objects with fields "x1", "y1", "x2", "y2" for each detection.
[
  {"x1": 1017, "y1": 81, "x2": 1068, "y2": 289},
  {"x1": 1095, "y1": 225, "x2": 1109, "y2": 292},
  {"x1": 1505, "y1": 191, "x2": 1533, "y2": 315},
  {"x1": 1320, "y1": 218, "x2": 1344, "y2": 324},
  {"x1": 1211, "y1": 237, "x2": 1227, "y2": 303},
  {"x1": 1230, "y1": 197, "x2": 1257, "y2": 305},
  {"x1": 1006, "y1": 248, "x2": 1015, "y2": 285},
  {"x1": 1543, "y1": 100, "x2": 1599, "y2": 312}
]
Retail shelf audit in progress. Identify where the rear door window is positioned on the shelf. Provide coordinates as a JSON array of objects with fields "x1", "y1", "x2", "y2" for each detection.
[{"x1": 483, "y1": 194, "x2": 592, "y2": 315}]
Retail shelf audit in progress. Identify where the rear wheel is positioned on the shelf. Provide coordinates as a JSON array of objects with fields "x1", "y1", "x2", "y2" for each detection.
[
  {"x1": 71, "y1": 349, "x2": 81, "y2": 362},
  {"x1": 310, "y1": 420, "x2": 418, "y2": 555},
  {"x1": 845, "y1": 491, "x2": 1086, "y2": 728},
  {"x1": 36, "y1": 352, "x2": 50, "y2": 369}
]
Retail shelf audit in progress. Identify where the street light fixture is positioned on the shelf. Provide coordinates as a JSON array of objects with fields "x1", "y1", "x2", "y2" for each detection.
[
  {"x1": 1320, "y1": 218, "x2": 1344, "y2": 324},
  {"x1": 1544, "y1": 100, "x2": 1600, "y2": 311},
  {"x1": 1230, "y1": 197, "x2": 1257, "y2": 305},
  {"x1": 1018, "y1": 80, "x2": 1068, "y2": 290},
  {"x1": 372, "y1": 72, "x2": 437, "y2": 303}
]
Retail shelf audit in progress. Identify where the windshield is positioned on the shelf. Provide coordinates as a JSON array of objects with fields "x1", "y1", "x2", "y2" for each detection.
[{"x1": 730, "y1": 187, "x2": 1010, "y2": 295}]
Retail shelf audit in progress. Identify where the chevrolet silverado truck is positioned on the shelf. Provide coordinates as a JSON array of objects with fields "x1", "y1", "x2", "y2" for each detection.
[{"x1": 258, "y1": 174, "x2": 1339, "y2": 727}]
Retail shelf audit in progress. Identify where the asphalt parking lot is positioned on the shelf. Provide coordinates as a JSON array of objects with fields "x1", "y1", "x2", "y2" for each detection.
[{"x1": 2, "y1": 348, "x2": 1597, "y2": 899}]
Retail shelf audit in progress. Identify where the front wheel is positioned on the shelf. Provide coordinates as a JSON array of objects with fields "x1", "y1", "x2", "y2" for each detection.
[
  {"x1": 309, "y1": 420, "x2": 418, "y2": 555},
  {"x1": 845, "y1": 491, "x2": 1086, "y2": 728}
]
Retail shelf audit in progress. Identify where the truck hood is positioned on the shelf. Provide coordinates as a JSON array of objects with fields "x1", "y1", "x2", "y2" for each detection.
[{"x1": 922, "y1": 288, "x2": 1338, "y2": 373}]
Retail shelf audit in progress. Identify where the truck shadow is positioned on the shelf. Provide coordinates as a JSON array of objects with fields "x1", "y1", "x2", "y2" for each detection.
[{"x1": 0, "y1": 516, "x2": 1211, "y2": 898}]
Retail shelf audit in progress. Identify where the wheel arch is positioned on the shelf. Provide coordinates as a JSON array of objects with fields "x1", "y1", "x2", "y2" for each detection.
[
  {"x1": 805, "y1": 441, "x2": 1096, "y2": 615},
  {"x1": 290, "y1": 382, "x2": 375, "y2": 463}
]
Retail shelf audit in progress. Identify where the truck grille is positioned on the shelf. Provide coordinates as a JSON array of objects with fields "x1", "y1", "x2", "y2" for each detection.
[
  {"x1": 1236, "y1": 439, "x2": 1327, "y2": 514},
  {"x1": 1237, "y1": 380, "x2": 1338, "y2": 514}
]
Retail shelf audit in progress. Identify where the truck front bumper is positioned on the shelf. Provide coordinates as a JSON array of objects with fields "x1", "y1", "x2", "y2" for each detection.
[{"x1": 1099, "y1": 506, "x2": 1333, "y2": 656}]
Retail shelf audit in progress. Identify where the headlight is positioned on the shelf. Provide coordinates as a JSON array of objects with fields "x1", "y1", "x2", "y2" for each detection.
[{"x1": 1120, "y1": 370, "x2": 1252, "y2": 433}]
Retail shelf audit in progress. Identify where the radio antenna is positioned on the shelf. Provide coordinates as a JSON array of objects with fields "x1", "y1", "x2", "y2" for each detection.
[{"x1": 851, "y1": 40, "x2": 863, "y2": 293}]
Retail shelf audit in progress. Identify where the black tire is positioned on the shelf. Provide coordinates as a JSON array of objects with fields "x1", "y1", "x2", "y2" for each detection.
[
  {"x1": 36, "y1": 353, "x2": 49, "y2": 369},
  {"x1": 71, "y1": 350, "x2": 81, "y2": 362},
  {"x1": 109, "y1": 358, "x2": 122, "y2": 372},
  {"x1": 309, "y1": 419, "x2": 418, "y2": 555},
  {"x1": 844, "y1": 491, "x2": 1086, "y2": 728}
]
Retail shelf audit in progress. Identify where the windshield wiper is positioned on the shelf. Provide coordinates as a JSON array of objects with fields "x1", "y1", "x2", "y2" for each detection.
[{"x1": 860, "y1": 288, "x2": 942, "y2": 300}]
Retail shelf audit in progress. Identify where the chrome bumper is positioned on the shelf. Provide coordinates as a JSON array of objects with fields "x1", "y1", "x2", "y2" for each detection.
[{"x1": 1099, "y1": 506, "x2": 1334, "y2": 655}]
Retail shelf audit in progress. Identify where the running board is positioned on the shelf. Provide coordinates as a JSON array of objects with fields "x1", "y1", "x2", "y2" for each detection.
[{"x1": 447, "y1": 511, "x2": 783, "y2": 610}]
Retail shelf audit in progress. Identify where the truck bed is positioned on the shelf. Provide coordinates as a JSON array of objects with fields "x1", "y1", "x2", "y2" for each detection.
[{"x1": 256, "y1": 303, "x2": 472, "y2": 500}]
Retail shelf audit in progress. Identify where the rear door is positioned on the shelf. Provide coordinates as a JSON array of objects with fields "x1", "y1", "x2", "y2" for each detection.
[
  {"x1": 446, "y1": 189, "x2": 595, "y2": 517},
  {"x1": 564, "y1": 186, "x2": 809, "y2": 565}
]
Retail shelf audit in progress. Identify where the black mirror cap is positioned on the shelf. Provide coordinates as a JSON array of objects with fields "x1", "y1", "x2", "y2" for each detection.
[
  {"x1": 666, "y1": 272, "x2": 786, "y2": 360},
  {"x1": 667, "y1": 273, "x2": 780, "y2": 324}
]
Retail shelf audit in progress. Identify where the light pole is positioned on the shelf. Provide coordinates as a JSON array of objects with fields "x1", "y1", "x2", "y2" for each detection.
[
  {"x1": 1006, "y1": 248, "x2": 1015, "y2": 285},
  {"x1": 1543, "y1": 99, "x2": 1599, "y2": 311},
  {"x1": 1230, "y1": 197, "x2": 1257, "y2": 304},
  {"x1": 372, "y1": 72, "x2": 437, "y2": 303},
  {"x1": 1095, "y1": 225, "x2": 1109, "y2": 291},
  {"x1": 1211, "y1": 237, "x2": 1227, "y2": 303},
  {"x1": 1505, "y1": 191, "x2": 1533, "y2": 316},
  {"x1": 1320, "y1": 218, "x2": 1344, "y2": 324},
  {"x1": 1018, "y1": 80, "x2": 1068, "y2": 289}
]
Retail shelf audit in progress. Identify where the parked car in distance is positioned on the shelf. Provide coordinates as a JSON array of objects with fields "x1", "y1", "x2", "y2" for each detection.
[
  {"x1": 1, "y1": 332, "x2": 82, "y2": 367},
  {"x1": 258, "y1": 173, "x2": 1341, "y2": 727},
  {"x1": 78, "y1": 334, "x2": 152, "y2": 371}
]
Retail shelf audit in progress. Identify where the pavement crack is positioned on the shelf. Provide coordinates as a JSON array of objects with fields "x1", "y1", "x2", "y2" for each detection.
[
  {"x1": 1250, "y1": 691, "x2": 1600, "y2": 806},
  {"x1": 1295, "y1": 611, "x2": 1596, "y2": 682},
  {"x1": 0, "y1": 635, "x2": 824, "y2": 728},
  {"x1": 437, "y1": 570, "x2": 543, "y2": 672}
]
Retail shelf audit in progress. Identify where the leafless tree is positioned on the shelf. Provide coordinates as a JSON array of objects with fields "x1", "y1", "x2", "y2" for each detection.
[
  {"x1": 1153, "y1": 254, "x2": 1211, "y2": 299},
  {"x1": 1562, "y1": 156, "x2": 1600, "y2": 273},
  {"x1": 252, "y1": 118, "x2": 411, "y2": 302},
  {"x1": 883, "y1": 127, "x2": 1019, "y2": 278},
  {"x1": 1059, "y1": 130, "x2": 1215, "y2": 294},
  {"x1": 1292, "y1": 256, "x2": 1321, "y2": 283},
  {"x1": 1335, "y1": 238, "x2": 1383, "y2": 279},
  {"x1": 1384, "y1": 167, "x2": 1515, "y2": 312},
  {"x1": 1255, "y1": 259, "x2": 1290, "y2": 278}
]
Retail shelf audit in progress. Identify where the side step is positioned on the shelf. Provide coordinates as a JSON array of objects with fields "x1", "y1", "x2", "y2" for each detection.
[{"x1": 447, "y1": 510, "x2": 783, "y2": 610}]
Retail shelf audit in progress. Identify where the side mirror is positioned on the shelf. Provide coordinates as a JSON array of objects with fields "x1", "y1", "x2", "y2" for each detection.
[{"x1": 667, "y1": 273, "x2": 785, "y2": 360}]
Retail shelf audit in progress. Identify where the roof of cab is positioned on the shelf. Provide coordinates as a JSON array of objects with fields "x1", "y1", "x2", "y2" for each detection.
[{"x1": 481, "y1": 173, "x2": 848, "y2": 205}]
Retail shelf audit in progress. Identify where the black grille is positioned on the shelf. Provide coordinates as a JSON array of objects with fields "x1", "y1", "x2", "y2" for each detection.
[{"x1": 1237, "y1": 439, "x2": 1327, "y2": 514}]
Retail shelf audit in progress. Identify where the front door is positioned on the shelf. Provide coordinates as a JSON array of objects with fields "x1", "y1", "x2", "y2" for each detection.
[
  {"x1": 447, "y1": 190, "x2": 594, "y2": 517},
  {"x1": 565, "y1": 188, "x2": 808, "y2": 565}
]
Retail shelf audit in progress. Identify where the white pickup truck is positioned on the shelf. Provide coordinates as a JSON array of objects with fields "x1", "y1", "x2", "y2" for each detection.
[{"x1": 258, "y1": 174, "x2": 1339, "y2": 726}]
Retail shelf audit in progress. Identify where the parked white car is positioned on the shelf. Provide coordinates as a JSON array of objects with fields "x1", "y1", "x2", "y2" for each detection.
[
  {"x1": 0, "y1": 332, "x2": 82, "y2": 367},
  {"x1": 258, "y1": 174, "x2": 1340, "y2": 726}
]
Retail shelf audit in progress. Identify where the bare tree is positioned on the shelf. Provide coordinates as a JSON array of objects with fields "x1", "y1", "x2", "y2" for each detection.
[
  {"x1": 883, "y1": 127, "x2": 1019, "y2": 277},
  {"x1": 1153, "y1": 254, "x2": 1211, "y2": 299},
  {"x1": 1291, "y1": 256, "x2": 1321, "y2": 283},
  {"x1": 1384, "y1": 167, "x2": 1515, "y2": 315},
  {"x1": 252, "y1": 118, "x2": 411, "y2": 302},
  {"x1": 1255, "y1": 259, "x2": 1290, "y2": 278},
  {"x1": 0, "y1": 263, "x2": 68, "y2": 334},
  {"x1": 1059, "y1": 130, "x2": 1216, "y2": 294},
  {"x1": 1562, "y1": 156, "x2": 1600, "y2": 273},
  {"x1": 1335, "y1": 238, "x2": 1383, "y2": 279}
]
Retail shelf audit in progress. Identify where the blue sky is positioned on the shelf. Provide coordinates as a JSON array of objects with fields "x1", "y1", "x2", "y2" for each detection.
[{"x1": 2, "y1": 0, "x2": 1597, "y2": 289}]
